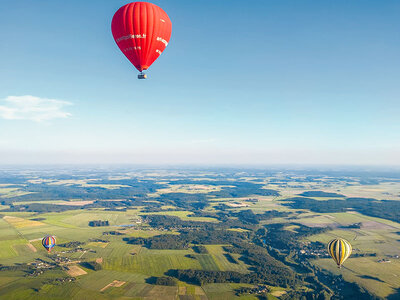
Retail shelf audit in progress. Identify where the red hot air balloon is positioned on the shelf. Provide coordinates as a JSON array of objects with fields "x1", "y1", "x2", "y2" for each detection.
[{"x1": 111, "y1": 2, "x2": 172, "y2": 79}]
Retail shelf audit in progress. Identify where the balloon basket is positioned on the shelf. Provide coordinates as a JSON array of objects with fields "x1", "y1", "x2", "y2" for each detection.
[{"x1": 138, "y1": 72, "x2": 147, "y2": 79}]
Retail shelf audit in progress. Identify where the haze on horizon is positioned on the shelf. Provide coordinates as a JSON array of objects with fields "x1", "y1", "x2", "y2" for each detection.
[{"x1": 1, "y1": 0, "x2": 399, "y2": 166}]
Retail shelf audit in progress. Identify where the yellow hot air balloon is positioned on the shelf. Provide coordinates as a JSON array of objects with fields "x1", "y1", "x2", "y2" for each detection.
[{"x1": 327, "y1": 238, "x2": 352, "y2": 268}]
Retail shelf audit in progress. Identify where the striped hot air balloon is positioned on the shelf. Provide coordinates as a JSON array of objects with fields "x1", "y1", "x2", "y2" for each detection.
[
  {"x1": 42, "y1": 235, "x2": 56, "y2": 253},
  {"x1": 327, "y1": 238, "x2": 352, "y2": 268}
]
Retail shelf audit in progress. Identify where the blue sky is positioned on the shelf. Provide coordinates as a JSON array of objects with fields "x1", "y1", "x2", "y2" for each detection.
[{"x1": 0, "y1": 0, "x2": 399, "y2": 165}]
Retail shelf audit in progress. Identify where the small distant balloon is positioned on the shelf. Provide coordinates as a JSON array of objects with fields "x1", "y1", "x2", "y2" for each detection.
[
  {"x1": 327, "y1": 238, "x2": 352, "y2": 268},
  {"x1": 111, "y1": 2, "x2": 172, "y2": 79},
  {"x1": 42, "y1": 235, "x2": 56, "y2": 253}
]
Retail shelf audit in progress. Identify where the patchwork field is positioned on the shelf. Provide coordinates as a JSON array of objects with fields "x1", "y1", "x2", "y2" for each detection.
[
  {"x1": 0, "y1": 207, "x2": 257, "y2": 299},
  {"x1": 0, "y1": 167, "x2": 399, "y2": 299}
]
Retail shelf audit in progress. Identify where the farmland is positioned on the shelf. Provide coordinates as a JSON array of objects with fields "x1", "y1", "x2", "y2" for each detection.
[{"x1": 0, "y1": 167, "x2": 399, "y2": 299}]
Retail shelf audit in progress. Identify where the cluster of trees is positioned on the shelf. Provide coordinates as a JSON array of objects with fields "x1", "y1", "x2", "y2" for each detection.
[
  {"x1": 30, "y1": 217, "x2": 46, "y2": 221},
  {"x1": 89, "y1": 238, "x2": 108, "y2": 243},
  {"x1": 43, "y1": 277, "x2": 76, "y2": 285},
  {"x1": 88, "y1": 220, "x2": 109, "y2": 227},
  {"x1": 226, "y1": 242, "x2": 298, "y2": 287},
  {"x1": 235, "y1": 210, "x2": 260, "y2": 224},
  {"x1": 124, "y1": 234, "x2": 189, "y2": 250},
  {"x1": 154, "y1": 193, "x2": 208, "y2": 211},
  {"x1": 80, "y1": 261, "x2": 102, "y2": 271},
  {"x1": 154, "y1": 276, "x2": 177, "y2": 286},
  {"x1": 192, "y1": 245, "x2": 208, "y2": 254},
  {"x1": 167, "y1": 262, "x2": 295, "y2": 287},
  {"x1": 191, "y1": 211, "x2": 221, "y2": 219},
  {"x1": 298, "y1": 191, "x2": 345, "y2": 198},
  {"x1": 352, "y1": 253, "x2": 377, "y2": 257},
  {"x1": 58, "y1": 241, "x2": 84, "y2": 248},
  {"x1": 94, "y1": 178, "x2": 165, "y2": 194},
  {"x1": 234, "y1": 286, "x2": 271, "y2": 298},
  {"x1": 308, "y1": 241, "x2": 325, "y2": 250},
  {"x1": 167, "y1": 269, "x2": 251, "y2": 285},
  {"x1": 103, "y1": 231, "x2": 125, "y2": 236},
  {"x1": 233, "y1": 209, "x2": 290, "y2": 225},
  {"x1": 341, "y1": 222, "x2": 362, "y2": 229},
  {"x1": 0, "y1": 263, "x2": 31, "y2": 271},
  {"x1": 223, "y1": 253, "x2": 238, "y2": 264},
  {"x1": 259, "y1": 223, "x2": 329, "y2": 250},
  {"x1": 208, "y1": 183, "x2": 279, "y2": 198}
]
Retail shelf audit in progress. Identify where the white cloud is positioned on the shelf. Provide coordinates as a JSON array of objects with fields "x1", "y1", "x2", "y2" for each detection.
[{"x1": 0, "y1": 95, "x2": 72, "y2": 122}]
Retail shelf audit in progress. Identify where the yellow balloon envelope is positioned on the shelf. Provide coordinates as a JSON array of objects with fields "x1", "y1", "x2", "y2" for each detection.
[{"x1": 327, "y1": 238, "x2": 352, "y2": 268}]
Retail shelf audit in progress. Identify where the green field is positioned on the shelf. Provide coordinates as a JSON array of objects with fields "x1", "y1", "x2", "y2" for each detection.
[
  {"x1": 204, "y1": 245, "x2": 249, "y2": 273},
  {"x1": 0, "y1": 209, "x2": 256, "y2": 299}
]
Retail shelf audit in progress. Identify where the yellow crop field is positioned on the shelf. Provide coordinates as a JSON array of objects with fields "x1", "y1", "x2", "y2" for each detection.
[
  {"x1": 3, "y1": 216, "x2": 45, "y2": 229},
  {"x1": 88, "y1": 242, "x2": 109, "y2": 248},
  {"x1": 66, "y1": 265, "x2": 88, "y2": 277}
]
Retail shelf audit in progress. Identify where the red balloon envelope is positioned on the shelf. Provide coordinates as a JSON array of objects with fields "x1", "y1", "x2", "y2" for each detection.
[{"x1": 111, "y1": 2, "x2": 172, "y2": 73}]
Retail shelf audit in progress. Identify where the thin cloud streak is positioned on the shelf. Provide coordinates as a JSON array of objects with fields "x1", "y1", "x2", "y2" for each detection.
[{"x1": 0, "y1": 95, "x2": 72, "y2": 122}]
